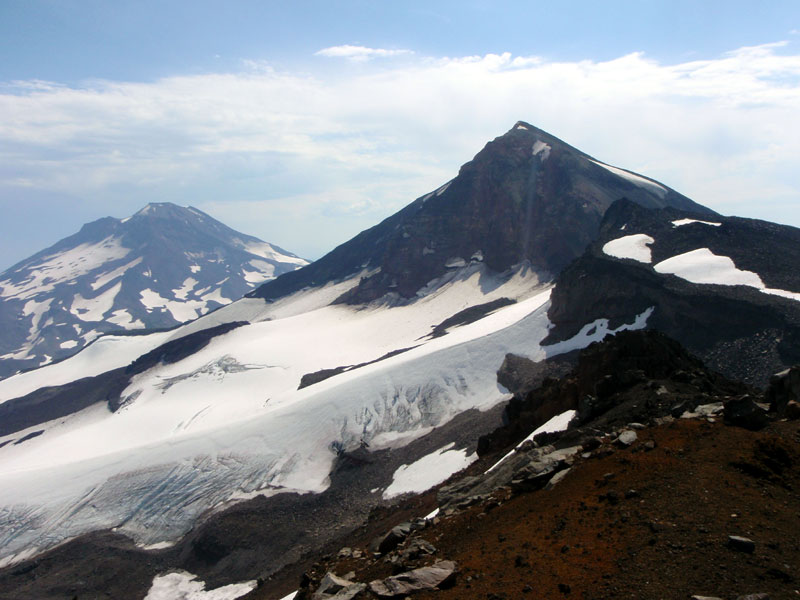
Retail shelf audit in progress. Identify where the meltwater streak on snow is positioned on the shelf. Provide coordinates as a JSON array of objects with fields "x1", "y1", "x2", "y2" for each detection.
[
  {"x1": 602, "y1": 234, "x2": 655, "y2": 264},
  {"x1": 486, "y1": 409, "x2": 578, "y2": 473},
  {"x1": 0, "y1": 284, "x2": 552, "y2": 559},
  {"x1": 671, "y1": 218, "x2": 722, "y2": 228},
  {"x1": 654, "y1": 248, "x2": 800, "y2": 302},
  {"x1": 589, "y1": 160, "x2": 667, "y2": 198},
  {"x1": 382, "y1": 442, "x2": 476, "y2": 499},
  {"x1": 143, "y1": 571, "x2": 256, "y2": 600}
]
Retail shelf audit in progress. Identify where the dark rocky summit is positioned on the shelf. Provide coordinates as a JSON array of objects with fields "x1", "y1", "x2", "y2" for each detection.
[{"x1": 252, "y1": 122, "x2": 709, "y2": 305}]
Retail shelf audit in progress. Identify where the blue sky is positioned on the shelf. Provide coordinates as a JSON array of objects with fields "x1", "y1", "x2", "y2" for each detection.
[{"x1": 1, "y1": 1, "x2": 800, "y2": 269}]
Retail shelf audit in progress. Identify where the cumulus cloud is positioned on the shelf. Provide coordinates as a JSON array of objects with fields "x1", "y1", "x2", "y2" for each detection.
[
  {"x1": 315, "y1": 44, "x2": 413, "y2": 61},
  {"x1": 1, "y1": 42, "x2": 800, "y2": 262}
]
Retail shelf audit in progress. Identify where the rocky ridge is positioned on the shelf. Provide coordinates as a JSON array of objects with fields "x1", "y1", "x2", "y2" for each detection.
[
  {"x1": 251, "y1": 122, "x2": 709, "y2": 306},
  {"x1": 271, "y1": 331, "x2": 800, "y2": 600}
]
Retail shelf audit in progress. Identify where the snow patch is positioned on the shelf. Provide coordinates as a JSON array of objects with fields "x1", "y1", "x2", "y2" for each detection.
[
  {"x1": 59, "y1": 340, "x2": 78, "y2": 349},
  {"x1": 654, "y1": 248, "x2": 763, "y2": 287},
  {"x1": 532, "y1": 140, "x2": 551, "y2": 161},
  {"x1": 0, "y1": 236, "x2": 131, "y2": 300},
  {"x1": 173, "y1": 278, "x2": 199, "y2": 300},
  {"x1": 144, "y1": 571, "x2": 256, "y2": 600},
  {"x1": 71, "y1": 281, "x2": 122, "y2": 322},
  {"x1": 543, "y1": 307, "x2": 656, "y2": 358},
  {"x1": 90, "y1": 257, "x2": 143, "y2": 291},
  {"x1": 383, "y1": 443, "x2": 476, "y2": 499},
  {"x1": 602, "y1": 234, "x2": 654, "y2": 263},
  {"x1": 107, "y1": 309, "x2": 146, "y2": 330},
  {"x1": 435, "y1": 181, "x2": 452, "y2": 196},
  {"x1": 671, "y1": 218, "x2": 721, "y2": 228},
  {"x1": 590, "y1": 160, "x2": 667, "y2": 198},
  {"x1": 654, "y1": 248, "x2": 800, "y2": 301}
]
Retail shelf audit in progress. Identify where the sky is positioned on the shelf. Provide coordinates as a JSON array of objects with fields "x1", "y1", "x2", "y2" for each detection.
[{"x1": 1, "y1": 0, "x2": 800, "y2": 270}]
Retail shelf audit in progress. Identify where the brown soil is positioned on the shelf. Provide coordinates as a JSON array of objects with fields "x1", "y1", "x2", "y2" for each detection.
[{"x1": 276, "y1": 417, "x2": 800, "y2": 600}]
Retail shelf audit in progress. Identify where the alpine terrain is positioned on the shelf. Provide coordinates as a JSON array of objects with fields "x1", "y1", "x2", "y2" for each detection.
[
  {"x1": 0, "y1": 122, "x2": 798, "y2": 600},
  {"x1": 0, "y1": 202, "x2": 308, "y2": 379}
]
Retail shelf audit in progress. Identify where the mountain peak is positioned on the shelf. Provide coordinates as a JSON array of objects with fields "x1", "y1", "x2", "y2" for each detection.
[{"x1": 0, "y1": 204, "x2": 307, "y2": 378}]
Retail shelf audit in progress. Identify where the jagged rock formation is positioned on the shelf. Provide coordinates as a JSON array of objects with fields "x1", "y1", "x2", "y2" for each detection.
[{"x1": 0, "y1": 202, "x2": 306, "y2": 379}]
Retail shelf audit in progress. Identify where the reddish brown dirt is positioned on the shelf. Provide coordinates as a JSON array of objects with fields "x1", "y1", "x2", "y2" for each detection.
[{"x1": 278, "y1": 418, "x2": 800, "y2": 600}]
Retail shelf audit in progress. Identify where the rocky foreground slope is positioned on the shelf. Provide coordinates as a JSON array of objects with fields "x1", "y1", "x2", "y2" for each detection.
[{"x1": 257, "y1": 331, "x2": 800, "y2": 600}]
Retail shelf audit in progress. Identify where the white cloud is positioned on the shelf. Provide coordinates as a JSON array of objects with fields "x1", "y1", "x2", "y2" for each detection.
[
  {"x1": 315, "y1": 45, "x2": 413, "y2": 61},
  {"x1": 1, "y1": 42, "x2": 800, "y2": 262}
]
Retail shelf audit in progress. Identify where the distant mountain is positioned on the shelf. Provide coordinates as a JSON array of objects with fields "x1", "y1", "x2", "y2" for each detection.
[
  {"x1": 252, "y1": 121, "x2": 710, "y2": 304},
  {"x1": 0, "y1": 202, "x2": 307, "y2": 379}
]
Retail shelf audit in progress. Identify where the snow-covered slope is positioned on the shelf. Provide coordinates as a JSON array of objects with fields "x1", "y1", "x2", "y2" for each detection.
[
  {"x1": 0, "y1": 203, "x2": 307, "y2": 379},
  {"x1": 0, "y1": 260, "x2": 654, "y2": 565}
]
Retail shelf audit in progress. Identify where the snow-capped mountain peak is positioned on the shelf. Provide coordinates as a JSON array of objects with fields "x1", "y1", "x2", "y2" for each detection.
[{"x1": 0, "y1": 202, "x2": 308, "y2": 379}]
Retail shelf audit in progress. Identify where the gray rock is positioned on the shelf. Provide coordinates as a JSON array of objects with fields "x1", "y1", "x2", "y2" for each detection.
[
  {"x1": 369, "y1": 560, "x2": 457, "y2": 597},
  {"x1": 313, "y1": 573, "x2": 367, "y2": 600},
  {"x1": 735, "y1": 594, "x2": 770, "y2": 600},
  {"x1": 370, "y1": 523, "x2": 413, "y2": 556},
  {"x1": 399, "y1": 538, "x2": 437, "y2": 562},
  {"x1": 690, "y1": 596, "x2": 724, "y2": 600},
  {"x1": 544, "y1": 467, "x2": 571, "y2": 490},
  {"x1": 727, "y1": 535, "x2": 756, "y2": 553},
  {"x1": 615, "y1": 430, "x2": 638, "y2": 447}
]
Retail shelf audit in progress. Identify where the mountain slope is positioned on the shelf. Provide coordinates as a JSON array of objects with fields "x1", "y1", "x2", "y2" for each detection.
[
  {"x1": 252, "y1": 121, "x2": 710, "y2": 305},
  {"x1": 1, "y1": 122, "x2": 798, "y2": 599},
  {"x1": 545, "y1": 198, "x2": 800, "y2": 387},
  {"x1": 0, "y1": 202, "x2": 307, "y2": 379}
]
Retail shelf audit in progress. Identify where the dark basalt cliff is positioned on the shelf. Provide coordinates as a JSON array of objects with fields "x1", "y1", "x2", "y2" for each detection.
[
  {"x1": 252, "y1": 122, "x2": 709, "y2": 305},
  {"x1": 545, "y1": 199, "x2": 800, "y2": 387}
]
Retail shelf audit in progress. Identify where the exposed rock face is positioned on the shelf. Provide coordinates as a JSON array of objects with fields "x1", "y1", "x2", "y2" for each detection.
[
  {"x1": 0, "y1": 202, "x2": 306, "y2": 379},
  {"x1": 252, "y1": 122, "x2": 709, "y2": 305},
  {"x1": 479, "y1": 329, "x2": 749, "y2": 458},
  {"x1": 545, "y1": 199, "x2": 800, "y2": 387},
  {"x1": 369, "y1": 560, "x2": 458, "y2": 597}
]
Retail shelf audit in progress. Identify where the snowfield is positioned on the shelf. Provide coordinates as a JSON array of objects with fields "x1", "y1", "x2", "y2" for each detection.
[
  {"x1": 602, "y1": 234, "x2": 654, "y2": 263},
  {"x1": 0, "y1": 264, "x2": 656, "y2": 564},
  {"x1": 654, "y1": 248, "x2": 800, "y2": 302}
]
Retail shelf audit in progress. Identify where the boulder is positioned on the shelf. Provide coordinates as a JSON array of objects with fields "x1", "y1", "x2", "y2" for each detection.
[
  {"x1": 724, "y1": 396, "x2": 768, "y2": 431},
  {"x1": 313, "y1": 573, "x2": 367, "y2": 600},
  {"x1": 615, "y1": 430, "x2": 638, "y2": 447},
  {"x1": 727, "y1": 535, "x2": 756, "y2": 553},
  {"x1": 766, "y1": 365, "x2": 800, "y2": 415},
  {"x1": 369, "y1": 561, "x2": 457, "y2": 597},
  {"x1": 370, "y1": 523, "x2": 412, "y2": 556}
]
